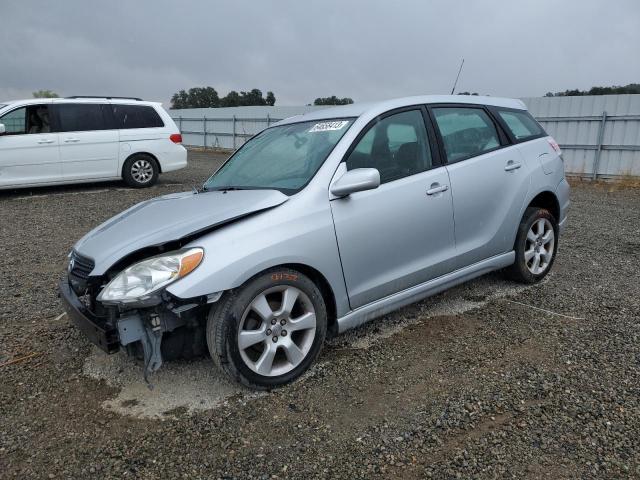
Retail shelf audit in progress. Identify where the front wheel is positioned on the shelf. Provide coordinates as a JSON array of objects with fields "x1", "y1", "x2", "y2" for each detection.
[
  {"x1": 506, "y1": 207, "x2": 558, "y2": 283},
  {"x1": 207, "y1": 268, "x2": 327, "y2": 390}
]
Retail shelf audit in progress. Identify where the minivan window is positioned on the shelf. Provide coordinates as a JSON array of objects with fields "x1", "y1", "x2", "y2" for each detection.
[
  {"x1": 497, "y1": 109, "x2": 544, "y2": 141},
  {"x1": 57, "y1": 104, "x2": 108, "y2": 132},
  {"x1": 432, "y1": 107, "x2": 500, "y2": 162},
  {"x1": 0, "y1": 105, "x2": 51, "y2": 134},
  {"x1": 204, "y1": 118, "x2": 354, "y2": 194},
  {"x1": 345, "y1": 109, "x2": 432, "y2": 184},
  {"x1": 112, "y1": 105, "x2": 164, "y2": 129}
]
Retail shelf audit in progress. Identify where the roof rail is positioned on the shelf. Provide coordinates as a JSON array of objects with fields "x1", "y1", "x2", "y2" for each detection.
[{"x1": 66, "y1": 96, "x2": 143, "y2": 101}]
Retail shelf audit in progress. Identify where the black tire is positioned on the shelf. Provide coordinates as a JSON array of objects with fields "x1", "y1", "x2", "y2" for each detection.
[
  {"x1": 122, "y1": 154, "x2": 159, "y2": 188},
  {"x1": 506, "y1": 207, "x2": 559, "y2": 284},
  {"x1": 207, "y1": 268, "x2": 327, "y2": 390}
]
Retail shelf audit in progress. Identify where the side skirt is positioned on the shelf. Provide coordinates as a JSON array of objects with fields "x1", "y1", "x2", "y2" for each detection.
[{"x1": 336, "y1": 251, "x2": 515, "y2": 333}]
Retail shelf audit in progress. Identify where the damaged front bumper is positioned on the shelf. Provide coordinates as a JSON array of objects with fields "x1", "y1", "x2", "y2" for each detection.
[{"x1": 59, "y1": 279, "x2": 202, "y2": 385}]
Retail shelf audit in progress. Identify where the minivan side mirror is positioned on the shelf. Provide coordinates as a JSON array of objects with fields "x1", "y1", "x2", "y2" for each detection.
[
  {"x1": 0, "y1": 123, "x2": 5, "y2": 135},
  {"x1": 331, "y1": 168, "x2": 381, "y2": 197}
]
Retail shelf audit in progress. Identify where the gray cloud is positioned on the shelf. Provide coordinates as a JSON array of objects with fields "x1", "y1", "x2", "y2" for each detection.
[{"x1": 1, "y1": 0, "x2": 639, "y2": 106}]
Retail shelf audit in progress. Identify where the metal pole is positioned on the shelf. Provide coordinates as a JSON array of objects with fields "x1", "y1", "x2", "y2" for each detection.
[
  {"x1": 266, "y1": 113, "x2": 270, "y2": 127},
  {"x1": 232, "y1": 115, "x2": 237, "y2": 150},
  {"x1": 203, "y1": 117, "x2": 207, "y2": 150},
  {"x1": 178, "y1": 116, "x2": 182, "y2": 132},
  {"x1": 592, "y1": 111, "x2": 607, "y2": 180}
]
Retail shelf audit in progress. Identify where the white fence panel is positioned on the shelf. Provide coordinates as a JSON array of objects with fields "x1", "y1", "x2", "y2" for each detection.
[{"x1": 172, "y1": 96, "x2": 640, "y2": 178}]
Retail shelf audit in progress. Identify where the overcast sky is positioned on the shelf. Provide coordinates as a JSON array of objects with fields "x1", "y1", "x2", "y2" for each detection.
[{"x1": 2, "y1": 0, "x2": 639, "y2": 106}]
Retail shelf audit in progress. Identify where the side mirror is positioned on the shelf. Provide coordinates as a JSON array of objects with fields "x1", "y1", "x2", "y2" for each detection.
[
  {"x1": 330, "y1": 168, "x2": 380, "y2": 197},
  {"x1": 0, "y1": 123, "x2": 5, "y2": 135}
]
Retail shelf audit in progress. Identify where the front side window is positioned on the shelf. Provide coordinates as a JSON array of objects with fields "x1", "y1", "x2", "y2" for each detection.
[
  {"x1": 497, "y1": 109, "x2": 544, "y2": 141},
  {"x1": 432, "y1": 107, "x2": 500, "y2": 162},
  {"x1": 204, "y1": 118, "x2": 354, "y2": 194},
  {"x1": 56, "y1": 104, "x2": 108, "y2": 132},
  {"x1": 0, "y1": 105, "x2": 51, "y2": 135},
  {"x1": 112, "y1": 105, "x2": 164, "y2": 129},
  {"x1": 345, "y1": 109, "x2": 432, "y2": 184}
]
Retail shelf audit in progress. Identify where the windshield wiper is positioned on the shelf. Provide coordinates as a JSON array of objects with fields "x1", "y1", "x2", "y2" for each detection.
[{"x1": 203, "y1": 186, "x2": 254, "y2": 192}]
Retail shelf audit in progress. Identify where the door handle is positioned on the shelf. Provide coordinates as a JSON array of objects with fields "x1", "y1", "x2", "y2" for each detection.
[
  {"x1": 37, "y1": 139, "x2": 55, "y2": 144},
  {"x1": 426, "y1": 184, "x2": 449, "y2": 195},
  {"x1": 504, "y1": 160, "x2": 522, "y2": 172},
  {"x1": 64, "y1": 138, "x2": 80, "y2": 143}
]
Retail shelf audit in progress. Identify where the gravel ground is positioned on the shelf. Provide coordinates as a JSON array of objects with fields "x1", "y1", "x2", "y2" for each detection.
[{"x1": 1, "y1": 151, "x2": 639, "y2": 479}]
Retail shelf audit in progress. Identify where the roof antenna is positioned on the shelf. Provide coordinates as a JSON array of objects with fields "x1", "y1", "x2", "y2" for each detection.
[{"x1": 450, "y1": 58, "x2": 465, "y2": 95}]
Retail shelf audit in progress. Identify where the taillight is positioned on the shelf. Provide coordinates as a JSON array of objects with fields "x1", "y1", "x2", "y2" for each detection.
[
  {"x1": 547, "y1": 137, "x2": 561, "y2": 155},
  {"x1": 170, "y1": 133, "x2": 182, "y2": 144}
]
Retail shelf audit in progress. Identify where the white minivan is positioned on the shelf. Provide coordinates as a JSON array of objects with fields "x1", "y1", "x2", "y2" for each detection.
[{"x1": 0, "y1": 97, "x2": 187, "y2": 189}]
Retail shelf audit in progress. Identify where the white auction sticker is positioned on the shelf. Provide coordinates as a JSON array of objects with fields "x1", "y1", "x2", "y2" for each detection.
[{"x1": 308, "y1": 120, "x2": 349, "y2": 133}]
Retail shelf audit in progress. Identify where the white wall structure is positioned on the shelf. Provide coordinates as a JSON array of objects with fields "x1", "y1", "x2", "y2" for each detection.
[
  {"x1": 172, "y1": 95, "x2": 640, "y2": 179},
  {"x1": 169, "y1": 106, "x2": 321, "y2": 149},
  {"x1": 522, "y1": 95, "x2": 640, "y2": 179}
]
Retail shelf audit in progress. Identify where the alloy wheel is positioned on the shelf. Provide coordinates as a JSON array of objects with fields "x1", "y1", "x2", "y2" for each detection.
[
  {"x1": 238, "y1": 286, "x2": 317, "y2": 377},
  {"x1": 131, "y1": 159, "x2": 154, "y2": 183},
  {"x1": 525, "y1": 218, "x2": 555, "y2": 275}
]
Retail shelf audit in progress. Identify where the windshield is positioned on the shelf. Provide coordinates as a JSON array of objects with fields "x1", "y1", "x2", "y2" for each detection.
[{"x1": 204, "y1": 118, "x2": 355, "y2": 194}]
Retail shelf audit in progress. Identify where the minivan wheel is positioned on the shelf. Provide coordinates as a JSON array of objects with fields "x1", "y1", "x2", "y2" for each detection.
[
  {"x1": 506, "y1": 207, "x2": 558, "y2": 284},
  {"x1": 123, "y1": 154, "x2": 159, "y2": 188},
  {"x1": 207, "y1": 268, "x2": 327, "y2": 390}
]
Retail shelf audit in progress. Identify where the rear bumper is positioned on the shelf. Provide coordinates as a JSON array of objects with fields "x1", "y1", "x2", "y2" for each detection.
[
  {"x1": 158, "y1": 145, "x2": 188, "y2": 173},
  {"x1": 59, "y1": 279, "x2": 120, "y2": 354}
]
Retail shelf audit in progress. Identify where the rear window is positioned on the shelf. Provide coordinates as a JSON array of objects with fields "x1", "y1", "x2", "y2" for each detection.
[
  {"x1": 56, "y1": 104, "x2": 109, "y2": 132},
  {"x1": 497, "y1": 109, "x2": 544, "y2": 141},
  {"x1": 112, "y1": 105, "x2": 164, "y2": 129}
]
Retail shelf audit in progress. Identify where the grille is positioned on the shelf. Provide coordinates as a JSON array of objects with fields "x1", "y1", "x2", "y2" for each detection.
[{"x1": 69, "y1": 251, "x2": 95, "y2": 279}]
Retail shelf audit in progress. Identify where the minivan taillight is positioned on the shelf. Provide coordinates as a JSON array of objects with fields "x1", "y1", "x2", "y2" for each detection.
[{"x1": 170, "y1": 133, "x2": 183, "y2": 144}]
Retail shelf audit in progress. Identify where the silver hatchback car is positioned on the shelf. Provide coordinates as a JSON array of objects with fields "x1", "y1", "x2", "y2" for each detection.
[{"x1": 60, "y1": 95, "x2": 570, "y2": 389}]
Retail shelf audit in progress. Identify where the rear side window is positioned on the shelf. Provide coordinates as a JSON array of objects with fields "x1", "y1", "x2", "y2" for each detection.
[
  {"x1": 497, "y1": 109, "x2": 544, "y2": 141},
  {"x1": 432, "y1": 107, "x2": 501, "y2": 162},
  {"x1": 112, "y1": 105, "x2": 164, "y2": 129},
  {"x1": 56, "y1": 104, "x2": 109, "y2": 132}
]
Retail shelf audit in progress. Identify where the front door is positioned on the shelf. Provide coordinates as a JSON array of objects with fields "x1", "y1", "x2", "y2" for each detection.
[
  {"x1": 54, "y1": 103, "x2": 119, "y2": 180},
  {"x1": 430, "y1": 105, "x2": 529, "y2": 268},
  {"x1": 330, "y1": 108, "x2": 457, "y2": 309},
  {"x1": 0, "y1": 104, "x2": 61, "y2": 187}
]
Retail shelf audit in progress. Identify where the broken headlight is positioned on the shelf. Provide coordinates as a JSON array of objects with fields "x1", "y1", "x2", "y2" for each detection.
[{"x1": 97, "y1": 248, "x2": 204, "y2": 304}]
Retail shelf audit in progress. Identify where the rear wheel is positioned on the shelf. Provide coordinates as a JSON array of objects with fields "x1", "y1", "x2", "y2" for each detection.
[
  {"x1": 207, "y1": 268, "x2": 327, "y2": 390},
  {"x1": 506, "y1": 207, "x2": 558, "y2": 283},
  {"x1": 123, "y1": 154, "x2": 159, "y2": 188}
]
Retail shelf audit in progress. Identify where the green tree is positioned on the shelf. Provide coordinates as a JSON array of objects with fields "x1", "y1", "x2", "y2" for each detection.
[
  {"x1": 33, "y1": 89, "x2": 59, "y2": 98},
  {"x1": 171, "y1": 87, "x2": 276, "y2": 109},
  {"x1": 220, "y1": 90, "x2": 241, "y2": 107},
  {"x1": 313, "y1": 96, "x2": 354, "y2": 106},
  {"x1": 266, "y1": 91, "x2": 276, "y2": 106},
  {"x1": 545, "y1": 83, "x2": 640, "y2": 97},
  {"x1": 170, "y1": 87, "x2": 219, "y2": 109}
]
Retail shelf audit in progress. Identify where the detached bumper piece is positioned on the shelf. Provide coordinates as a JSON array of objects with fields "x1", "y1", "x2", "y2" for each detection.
[
  {"x1": 59, "y1": 279, "x2": 120, "y2": 354},
  {"x1": 59, "y1": 279, "x2": 197, "y2": 387}
]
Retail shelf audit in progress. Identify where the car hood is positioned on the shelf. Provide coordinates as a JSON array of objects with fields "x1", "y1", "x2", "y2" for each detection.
[{"x1": 74, "y1": 189, "x2": 288, "y2": 275}]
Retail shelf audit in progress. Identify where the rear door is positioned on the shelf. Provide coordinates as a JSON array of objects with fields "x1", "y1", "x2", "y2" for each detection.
[
  {"x1": 429, "y1": 105, "x2": 528, "y2": 269},
  {"x1": 0, "y1": 104, "x2": 61, "y2": 186},
  {"x1": 54, "y1": 103, "x2": 119, "y2": 180}
]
